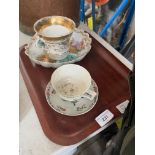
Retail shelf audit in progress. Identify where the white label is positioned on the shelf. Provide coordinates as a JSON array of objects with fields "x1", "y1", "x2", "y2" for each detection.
[
  {"x1": 95, "y1": 110, "x2": 114, "y2": 127},
  {"x1": 116, "y1": 100, "x2": 129, "y2": 114}
]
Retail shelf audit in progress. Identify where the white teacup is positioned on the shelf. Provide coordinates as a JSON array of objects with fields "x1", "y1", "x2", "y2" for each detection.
[{"x1": 51, "y1": 64, "x2": 96, "y2": 101}]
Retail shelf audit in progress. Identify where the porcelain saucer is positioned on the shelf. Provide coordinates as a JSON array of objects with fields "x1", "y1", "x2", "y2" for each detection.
[
  {"x1": 25, "y1": 29, "x2": 92, "y2": 68},
  {"x1": 45, "y1": 79, "x2": 98, "y2": 116}
]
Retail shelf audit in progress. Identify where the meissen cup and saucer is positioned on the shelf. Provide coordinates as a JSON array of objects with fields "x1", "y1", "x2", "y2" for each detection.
[{"x1": 45, "y1": 64, "x2": 99, "y2": 116}]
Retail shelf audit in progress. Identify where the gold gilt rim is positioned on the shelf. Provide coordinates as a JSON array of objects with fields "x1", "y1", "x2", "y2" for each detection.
[{"x1": 33, "y1": 16, "x2": 76, "y2": 41}]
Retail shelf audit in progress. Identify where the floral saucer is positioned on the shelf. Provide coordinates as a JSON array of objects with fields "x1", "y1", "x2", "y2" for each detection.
[
  {"x1": 45, "y1": 79, "x2": 98, "y2": 116},
  {"x1": 25, "y1": 29, "x2": 92, "y2": 68}
]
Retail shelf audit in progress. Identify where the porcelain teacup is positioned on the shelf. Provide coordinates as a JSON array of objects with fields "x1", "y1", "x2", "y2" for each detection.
[
  {"x1": 51, "y1": 64, "x2": 96, "y2": 101},
  {"x1": 33, "y1": 16, "x2": 76, "y2": 60}
]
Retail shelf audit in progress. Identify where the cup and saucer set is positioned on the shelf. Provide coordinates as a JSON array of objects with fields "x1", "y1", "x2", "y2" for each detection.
[
  {"x1": 45, "y1": 64, "x2": 99, "y2": 116},
  {"x1": 25, "y1": 16, "x2": 92, "y2": 68},
  {"x1": 25, "y1": 16, "x2": 99, "y2": 116}
]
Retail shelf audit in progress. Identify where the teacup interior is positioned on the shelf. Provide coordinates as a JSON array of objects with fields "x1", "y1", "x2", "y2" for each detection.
[
  {"x1": 41, "y1": 25, "x2": 70, "y2": 38},
  {"x1": 56, "y1": 78, "x2": 86, "y2": 97},
  {"x1": 51, "y1": 64, "x2": 91, "y2": 98},
  {"x1": 34, "y1": 16, "x2": 75, "y2": 39}
]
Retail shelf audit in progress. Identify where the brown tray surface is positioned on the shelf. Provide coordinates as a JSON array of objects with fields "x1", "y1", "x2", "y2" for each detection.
[{"x1": 20, "y1": 35, "x2": 131, "y2": 145}]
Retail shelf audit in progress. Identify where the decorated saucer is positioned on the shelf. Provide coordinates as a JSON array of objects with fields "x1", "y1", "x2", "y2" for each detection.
[
  {"x1": 25, "y1": 29, "x2": 92, "y2": 68},
  {"x1": 45, "y1": 79, "x2": 98, "y2": 116}
]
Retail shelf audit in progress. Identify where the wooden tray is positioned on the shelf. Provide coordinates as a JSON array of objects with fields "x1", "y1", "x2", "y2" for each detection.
[{"x1": 19, "y1": 35, "x2": 131, "y2": 145}]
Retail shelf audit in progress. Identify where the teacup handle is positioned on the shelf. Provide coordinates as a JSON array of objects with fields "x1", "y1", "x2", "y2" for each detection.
[{"x1": 82, "y1": 89, "x2": 96, "y2": 100}]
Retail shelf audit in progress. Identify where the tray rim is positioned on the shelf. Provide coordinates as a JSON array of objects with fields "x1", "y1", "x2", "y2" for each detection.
[{"x1": 79, "y1": 24, "x2": 133, "y2": 71}]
